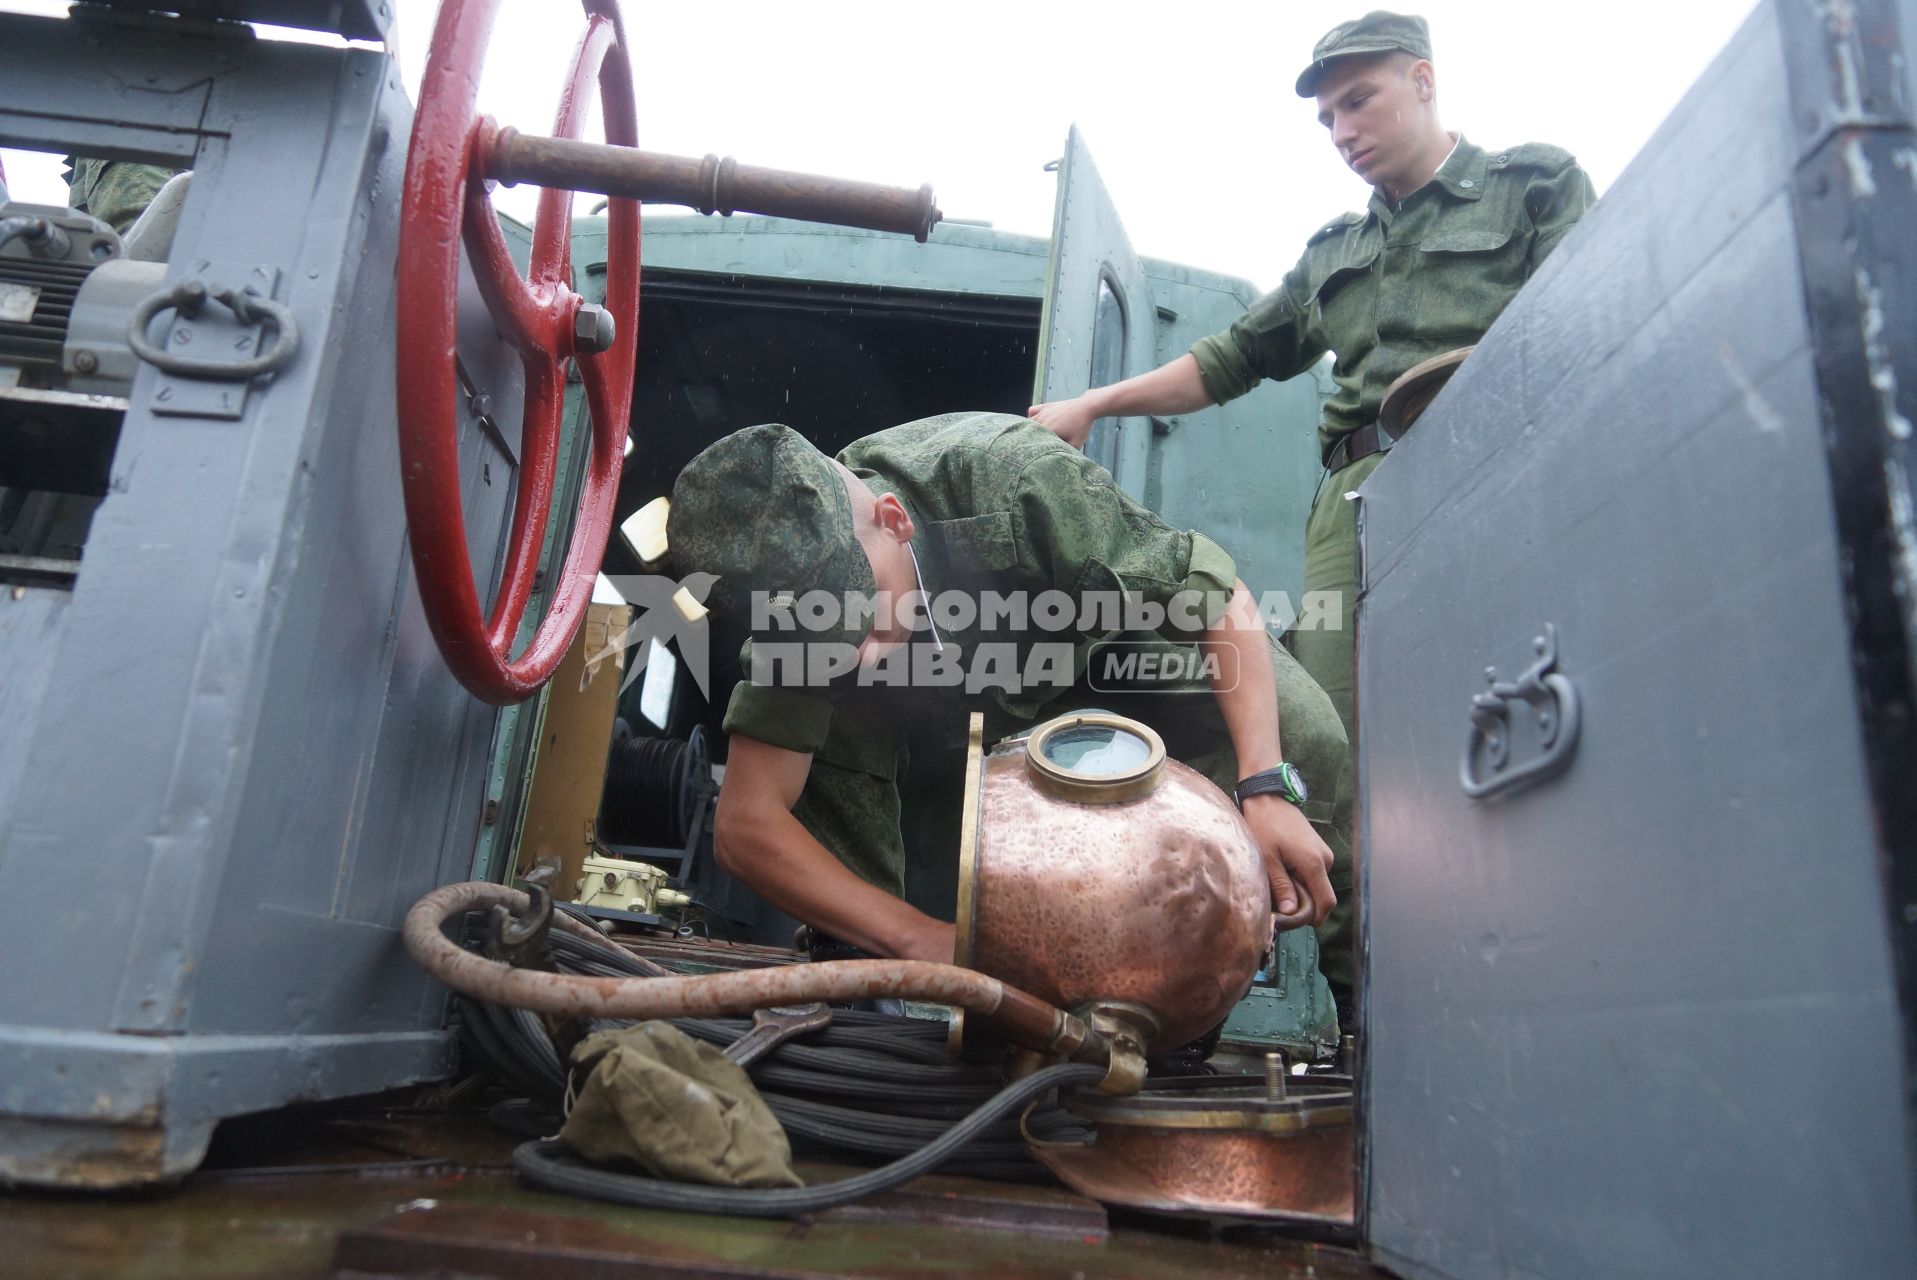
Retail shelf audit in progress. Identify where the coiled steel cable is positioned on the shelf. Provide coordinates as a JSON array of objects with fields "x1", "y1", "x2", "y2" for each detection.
[{"x1": 597, "y1": 727, "x2": 708, "y2": 846}]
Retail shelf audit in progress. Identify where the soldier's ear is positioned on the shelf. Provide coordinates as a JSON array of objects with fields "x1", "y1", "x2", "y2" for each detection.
[
  {"x1": 874, "y1": 493, "x2": 915, "y2": 543},
  {"x1": 1411, "y1": 59, "x2": 1434, "y2": 100}
]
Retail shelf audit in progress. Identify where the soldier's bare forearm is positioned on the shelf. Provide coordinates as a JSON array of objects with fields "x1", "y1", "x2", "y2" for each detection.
[
  {"x1": 1030, "y1": 355, "x2": 1216, "y2": 447},
  {"x1": 1203, "y1": 580, "x2": 1336, "y2": 925},
  {"x1": 716, "y1": 805, "x2": 939, "y2": 957},
  {"x1": 714, "y1": 738, "x2": 946, "y2": 959},
  {"x1": 1083, "y1": 353, "x2": 1215, "y2": 419},
  {"x1": 1205, "y1": 580, "x2": 1283, "y2": 779}
]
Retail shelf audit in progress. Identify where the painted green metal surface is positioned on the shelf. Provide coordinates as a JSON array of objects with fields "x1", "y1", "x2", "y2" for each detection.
[
  {"x1": 1221, "y1": 926, "x2": 1339, "y2": 1055},
  {"x1": 594, "y1": 205, "x2": 1329, "y2": 603},
  {"x1": 1033, "y1": 125, "x2": 1158, "y2": 491}
]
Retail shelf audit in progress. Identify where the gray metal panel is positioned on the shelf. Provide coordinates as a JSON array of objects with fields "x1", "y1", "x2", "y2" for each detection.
[
  {"x1": 188, "y1": 207, "x2": 521, "y2": 1037},
  {"x1": 1034, "y1": 127, "x2": 1156, "y2": 495},
  {"x1": 1358, "y1": 3, "x2": 1917, "y2": 1275},
  {"x1": 0, "y1": 13, "x2": 515, "y2": 1182},
  {"x1": 97, "y1": 0, "x2": 393, "y2": 41},
  {"x1": 0, "y1": 591, "x2": 69, "y2": 826},
  {"x1": 0, "y1": 12, "x2": 224, "y2": 166}
]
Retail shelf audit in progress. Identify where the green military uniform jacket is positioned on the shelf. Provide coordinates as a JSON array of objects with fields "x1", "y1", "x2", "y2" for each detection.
[
  {"x1": 722, "y1": 411, "x2": 1240, "y2": 762},
  {"x1": 66, "y1": 158, "x2": 180, "y2": 235},
  {"x1": 1189, "y1": 135, "x2": 1596, "y2": 461},
  {"x1": 718, "y1": 413, "x2": 1347, "y2": 1050}
]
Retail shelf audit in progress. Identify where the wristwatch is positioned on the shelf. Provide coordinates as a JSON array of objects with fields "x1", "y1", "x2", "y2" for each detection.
[{"x1": 1234, "y1": 763, "x2": 1309, "y2": 808}]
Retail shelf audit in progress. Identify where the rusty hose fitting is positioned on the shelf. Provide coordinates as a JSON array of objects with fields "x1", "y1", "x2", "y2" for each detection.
[{"x1": 406, "y1": 882, "x2": 1103, "y2": 1063}]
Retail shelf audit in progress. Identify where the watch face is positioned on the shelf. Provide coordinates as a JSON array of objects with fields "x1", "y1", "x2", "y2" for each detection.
[{"x1": 1282, "y1": 763, "x2": 1309, "y2": 804}]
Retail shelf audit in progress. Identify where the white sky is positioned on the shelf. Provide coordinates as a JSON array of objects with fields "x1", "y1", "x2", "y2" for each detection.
[{"x1": 2, "y1": 0, "x2": 1757, "y2": 289}]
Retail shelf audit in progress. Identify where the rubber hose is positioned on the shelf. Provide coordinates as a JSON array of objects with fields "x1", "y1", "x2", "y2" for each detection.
[
  {"x1": 511, "y1": 1062, "x2": 1104, "y2": 1217},
  {"x1": 748, "y1": 1061, "x2": 1005, "y2": 1104},
  {"x1": 407, "y1": 881, "x2": 1090, "y2": 1058},
  {"x1": 673, "y1": 1019, "x2": 1000, "y2": 1084},
  {"x1": 766, "y1": 1098, "x2": 1034, "y2": 1162},
  {"x1": 459, "y1": 959, "x2": 1092, "y2": 1180},
  {"x1": 458, "y1": 999, "x2": 562, "y2": 1101}
]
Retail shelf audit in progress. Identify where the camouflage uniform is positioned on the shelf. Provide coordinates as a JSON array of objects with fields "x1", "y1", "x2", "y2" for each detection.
[
  {"x1": 671, "y1": 413, "x2": 1346, "y2": 1046},
  {"x1": 65, "y1": 158, "x2": 180, "y2": 234},
  {"x1": 1188, "y1": 12, "x2": 1598, "y2": 1000}
]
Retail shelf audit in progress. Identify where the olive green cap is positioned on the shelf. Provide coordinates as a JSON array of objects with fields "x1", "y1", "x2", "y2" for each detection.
[
  {"x1": 1296, "y1": 10, "x2": 1432, "y2": 97},
  {"x1": 667, "y1": 423, "x2": 877, "y2": 650}
]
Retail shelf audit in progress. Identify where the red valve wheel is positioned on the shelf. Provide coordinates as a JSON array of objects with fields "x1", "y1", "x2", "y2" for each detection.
[{"x1": 396, "y1": 0, "x2": 640, "y2": 705}]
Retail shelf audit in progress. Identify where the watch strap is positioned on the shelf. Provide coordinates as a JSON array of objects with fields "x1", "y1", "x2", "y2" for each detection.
[{"x1": 1235, "y1": 764, "x2": 1306, "y2": 807}]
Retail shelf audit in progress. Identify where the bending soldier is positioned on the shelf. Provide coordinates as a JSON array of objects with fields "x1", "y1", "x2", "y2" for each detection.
[{"x1": 667, "y1": 412, "x2": 1350, "y2": 1056}]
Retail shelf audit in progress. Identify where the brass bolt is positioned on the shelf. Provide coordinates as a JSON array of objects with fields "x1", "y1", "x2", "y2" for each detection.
[{"x1": 1265, "y1": 1051, "x2": 1288, "y2": 1101}]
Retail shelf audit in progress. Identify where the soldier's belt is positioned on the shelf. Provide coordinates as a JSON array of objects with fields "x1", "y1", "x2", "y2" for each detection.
[
  {"x1": 1325, "y1": 421, "x2": 1390, "y2": 473},
  {"x1": 1325, "y1": 347, "x2": 1477, "y2": 473}
]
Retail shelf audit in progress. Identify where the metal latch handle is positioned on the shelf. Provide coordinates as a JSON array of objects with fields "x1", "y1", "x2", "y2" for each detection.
[
  {"x1": 1461, "y1": 624, "x2": 1582, "y2": 800},
  {"x1": 128, "y1": 279, "x2": 300, "y2": 380}
]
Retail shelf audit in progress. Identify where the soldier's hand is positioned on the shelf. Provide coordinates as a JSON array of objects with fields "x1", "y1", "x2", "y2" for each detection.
[
  {"x1": 1240, "y1": 795, "x2": 1336, "y2": 929},
  {"x1": 1027, "y1": 398, "x2": 1096, "y2": 449}
]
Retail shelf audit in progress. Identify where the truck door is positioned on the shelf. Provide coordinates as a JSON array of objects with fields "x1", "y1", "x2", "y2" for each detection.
[
  {"x1": 1033, "y1": 129, "x2": 1326, "y2": 606},
  {"x1": 1033, "y1": 126, "x2": 1155, "y2": 495}
]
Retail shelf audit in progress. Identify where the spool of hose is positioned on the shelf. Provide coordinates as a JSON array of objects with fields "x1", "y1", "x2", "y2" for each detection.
[
  {"x1": 450, "y1": 905, "x2": 1097, "y2": 1186},
  {"x1": 511, "y1": 1063, "x2": 1106, "y2": 1218},
  {"x1": 598, "y1": 725, "x2": 710, "y2": 847}
]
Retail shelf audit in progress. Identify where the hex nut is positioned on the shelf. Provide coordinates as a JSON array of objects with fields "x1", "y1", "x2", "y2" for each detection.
[{"x1": 573, "y1": 303, "x2": 616, "y2": 355}]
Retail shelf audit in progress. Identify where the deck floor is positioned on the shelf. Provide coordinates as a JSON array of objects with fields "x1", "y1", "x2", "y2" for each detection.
[{"x1": 2, "y1": 1092, "x2": 1393, "y2": 1279}]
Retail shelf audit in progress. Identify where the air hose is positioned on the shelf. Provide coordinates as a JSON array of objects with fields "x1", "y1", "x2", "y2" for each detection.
[
  {"x1": 406, "y1": 881, "x2": 1097, "y2": 1059},
  {"x1": 459, "y1": 995, "x2": 1093, "y2": 1176},
  {"x1": 511, "y1": 1062, "x2": 1105, "y2": 1217},
  {"x1": 435, "y1": 889, "x2": 1100, "y2": 1196}
]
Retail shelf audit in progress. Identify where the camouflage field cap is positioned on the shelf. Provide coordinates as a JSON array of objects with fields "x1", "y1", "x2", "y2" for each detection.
[
  {"x1": 667, "y1": 423, "x2": 877, "y2": 650},
  {"x1": 1295, "y1": 10, "x2": 1433, "y2": 97}
]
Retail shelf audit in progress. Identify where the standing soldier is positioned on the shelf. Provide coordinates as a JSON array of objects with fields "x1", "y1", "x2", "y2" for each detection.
[{"x1": 1028, "y1": 10, "x2": 1597, "y2": 1016}]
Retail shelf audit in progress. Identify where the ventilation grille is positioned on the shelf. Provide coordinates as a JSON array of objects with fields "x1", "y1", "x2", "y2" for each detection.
[{"x1": 0, "y1": 256, "x2": 91, "y2": 369}]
